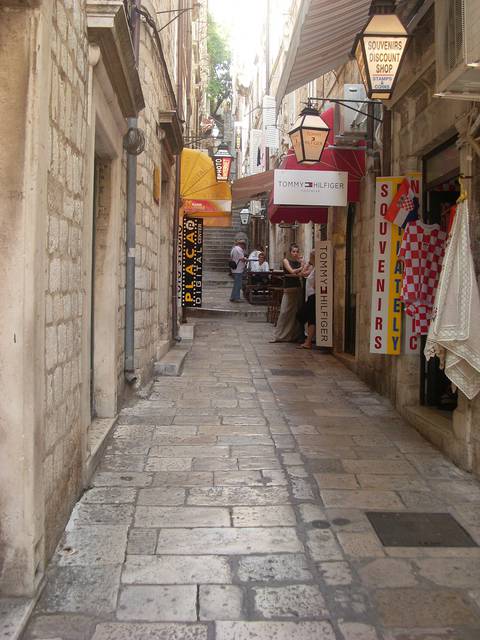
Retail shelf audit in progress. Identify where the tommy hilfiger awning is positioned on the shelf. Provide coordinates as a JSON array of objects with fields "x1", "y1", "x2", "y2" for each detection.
[
  {"x1": 276, "y1": 0, "x2": 372, "y2": 103},
  {"x1": 268, "y1": 107, "x2": 366, "y2": 224},
  {"x1": 231, "y1": 170, "x2": 275, "y2": 207}
]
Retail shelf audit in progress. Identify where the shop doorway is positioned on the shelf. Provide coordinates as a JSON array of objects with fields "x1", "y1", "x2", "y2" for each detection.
[
  {"x1": 90, "y1": 158, "x2": 99, "y2": 418},
  {"x1": 420, "y1": 140, "x2": 459, "y2": 411},
  {"x1": 88, "y1": 151, "x2": 119, "y2": 420},
  {"x1": 345, "y1": 204, "x2": 357, "y2": 355}
]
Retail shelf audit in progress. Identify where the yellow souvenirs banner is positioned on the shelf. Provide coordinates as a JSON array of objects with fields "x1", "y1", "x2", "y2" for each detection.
[{"x1": 369, "y1": 173, "x2": 422, "y2": 355}]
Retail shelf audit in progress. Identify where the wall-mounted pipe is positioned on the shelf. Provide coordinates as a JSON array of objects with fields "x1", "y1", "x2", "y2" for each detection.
[
  {"x1": 125, "y1": 0, "x2": 141, "y2": 381},
  {"x1": 172, "y1": 0, "x2": 185, "y2": 334}
]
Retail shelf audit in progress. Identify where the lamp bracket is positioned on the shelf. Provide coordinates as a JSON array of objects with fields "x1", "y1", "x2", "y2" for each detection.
[
  {"x1": 369, "y1": 0, "x2": 396, "y2": 15},
  {"x1": 136, "y1": 5, "x2": 195, "y2": 33},
  {"x1": 306, "y1": 97, "x2": 383, "y2": 123}
]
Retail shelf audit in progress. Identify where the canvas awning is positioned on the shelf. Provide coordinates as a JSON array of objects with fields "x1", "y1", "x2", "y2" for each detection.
[
  {"x1": 276, "y1": 0, "x2": 371, "y2": 103},
  {"x1": 269, "y1": 197, "x2": 329, "y2": 224},
  {"x1": 269, "y1": 108, "x2": 365, "y2": 224},
  {"x1": 231, "y1": 170, "x2": 275, "y2": 206},
  {"x1": 180, "y1": 149, "x2": 232, "y2": 227}
]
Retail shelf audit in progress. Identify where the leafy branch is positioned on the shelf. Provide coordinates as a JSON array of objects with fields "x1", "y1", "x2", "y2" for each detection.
[{"x1": 207, "y1": 13, "x2": 232, "y2": 116}]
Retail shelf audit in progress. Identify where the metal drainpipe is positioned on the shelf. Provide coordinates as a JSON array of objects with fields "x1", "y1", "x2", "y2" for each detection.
[
  {"x1": 125, "y1": 0, "x2": 141, "y2": 381},
  {"x1": 172, "y1": 0, "x2": 184, "y2": 334}
]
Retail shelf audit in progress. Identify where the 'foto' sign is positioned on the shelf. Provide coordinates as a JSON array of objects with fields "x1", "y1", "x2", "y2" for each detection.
[
  {"x1": 315, "y1": 240, "x2": 333, "y2": 348},
  {"x1": 369, "y1": 174, "x2": 421, "y2": 354}
]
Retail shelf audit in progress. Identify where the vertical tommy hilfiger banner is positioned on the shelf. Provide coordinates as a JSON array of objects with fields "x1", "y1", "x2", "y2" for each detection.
[
  {"x1": 181, "y1": 217, "x2": 203, "y2": 307},
  {"x1": 369, "y1": 173, "x2": 422, "y2": 355}
]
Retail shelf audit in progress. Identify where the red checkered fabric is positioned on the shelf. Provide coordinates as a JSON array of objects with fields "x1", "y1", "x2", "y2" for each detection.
[
  {"x1": 398, "y1": 221, "x2": 447, "y2": 335},
  {"x1": 399, "y1": 195, "x2": 416, "y2": 213}
]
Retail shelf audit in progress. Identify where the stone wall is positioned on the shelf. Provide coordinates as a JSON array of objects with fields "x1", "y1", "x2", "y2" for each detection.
[
  {"x1": 44, "y1": 0, "x2": 89, "y2": 558},
  {"x1": 0, "y1": 2, "x2": 48, "y2": 596},
  {"x1": 469, "y1": 156, "x2": 480, "y2": 475},
  {"x1": 0, "y1": 0, "x2": 194, "y2": 596},
  {"x1": 327, "y1": 7, "x2": 480, "y2": 478},
  {"x1": 133, "y1": 4, "x2": 178, "y2": 383}
]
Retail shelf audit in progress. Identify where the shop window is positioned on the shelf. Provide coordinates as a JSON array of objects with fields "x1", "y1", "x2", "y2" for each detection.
[
  {"x1": 345, "y1": 204, "x2": 356, "y2": 355},
  {"x1": 420, "y1": 140, "x2": 459, "y2": 411}
]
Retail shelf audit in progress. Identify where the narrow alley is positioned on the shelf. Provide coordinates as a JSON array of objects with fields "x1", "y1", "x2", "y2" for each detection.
[{"x1": 22, "y1": 317, "x2": 480, "y2": 640}]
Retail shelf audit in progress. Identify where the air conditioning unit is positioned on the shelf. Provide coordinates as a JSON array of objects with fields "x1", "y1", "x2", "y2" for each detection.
[
  {"x1": 249, "y1": 200, "x2": 262, "y2": 217},
  {"x1": 435, "y1": 0, "x2": 480, "y2": 100},
  {"x1": 334, "y1": 84, "x2": 368, "y2": 146}
]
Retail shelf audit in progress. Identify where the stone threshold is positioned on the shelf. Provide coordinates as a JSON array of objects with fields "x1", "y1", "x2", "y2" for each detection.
[
  {"x1": 154, "y1": 325, "x2": 196, "y2": 377},
  {"x1": 85, "y1": 416, "x2": 117, "y2": 482},
  {"x1": 404, "y1": 404, "x2": 454, "y2": 451},
  {"x1": 187, "y1": 307, "x2": 267, "y2": 320},
  {"x1": 333, "y1": 351, "x2": 357, "y2": 374},
  {"x1": 0, "y1": 597, "x2": 38, "y2": 640}
]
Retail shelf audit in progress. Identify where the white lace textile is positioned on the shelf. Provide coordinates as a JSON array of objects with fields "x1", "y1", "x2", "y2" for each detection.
[{"x1": 424, "y1": 201, "x2": 480, "y2": 400}]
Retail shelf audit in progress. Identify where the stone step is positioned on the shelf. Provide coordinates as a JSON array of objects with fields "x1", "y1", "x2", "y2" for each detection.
[
  {"x1": 203, "y1": 243, "x2": 233, "y2": 248},
  {"x1": 186, "y1": 306, "x2": 267, "y2": 321},
  {"x1": 204, "y1": 253, "x2": 229, "y2": 258},
  {"x1": 154, "y1": 345, "x2": 190, "y2": 376},
  {"x1": 203, "y1": 262, "x2": 231, "y2": 270}
]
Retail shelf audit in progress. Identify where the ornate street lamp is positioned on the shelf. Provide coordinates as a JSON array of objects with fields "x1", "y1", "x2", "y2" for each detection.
[
  {"x1": 240, "y1": 208, "x2": 250, "y2": 225},
  {"x1": 288, "y1": 105, "x2": 330, "y2": 164},
  {"x1": 212, "y1": 142, "x2": 234, "y2": 182},
  {"x1": 353, "y1": 1, "x2": 409, "y2": 100}
]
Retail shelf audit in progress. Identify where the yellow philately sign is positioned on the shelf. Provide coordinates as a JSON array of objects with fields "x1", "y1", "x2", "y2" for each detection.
[{"x1": 369, "y1": 174, "x2": 421, "y2": 355}]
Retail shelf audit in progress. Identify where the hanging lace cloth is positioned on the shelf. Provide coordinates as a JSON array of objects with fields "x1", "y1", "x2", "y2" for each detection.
[
  {"x1": 398, "y1": 221, "x2": 447, "y2": 335},
  {"x1": 424, "y1": 200, "x2": 480, "y2": 400}
]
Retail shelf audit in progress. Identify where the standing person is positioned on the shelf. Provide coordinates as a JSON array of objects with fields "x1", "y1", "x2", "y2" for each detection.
[
  {"x1": 298, "y1": 249, "x2": 316, "y2": 349},
  {"x1": 270, "y1": 243, "x2": 304, "y2": 342},
  {"x1": 229, "y1": 238, "x2": 247, "y2": 302}
]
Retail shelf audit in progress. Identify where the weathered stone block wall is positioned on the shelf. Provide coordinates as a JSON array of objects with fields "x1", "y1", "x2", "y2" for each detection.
[
  {"x1": 470, "y1": 156, "x2": 480, "y2": 475},
  {"x1": 336, "y1": 7, "x2": 480, "y2": 478},
  {"x1": 132, "y1": 7, "x2": 177, "y2": 383},
  {"x1": 0, "y1": 1, "x2": 50, "y2": 596},
  {"x1": 44, "y1": 0, "x2": 89, "y2": 557}
]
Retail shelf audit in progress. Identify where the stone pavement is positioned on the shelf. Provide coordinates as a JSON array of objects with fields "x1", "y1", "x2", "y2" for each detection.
[
  {"x1": 22, "y1": 318, "x2": 480, "y2": 640},
  {"x1": 189, "y1": 272, "x2": 267, "y2": 319}
]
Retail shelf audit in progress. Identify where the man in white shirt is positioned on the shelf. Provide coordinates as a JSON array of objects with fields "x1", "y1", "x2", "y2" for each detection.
[
  {"x1": 252, "y1": 251, "x2": 269, "y2": 272},
  {"x1": 229, "y1": 239, "x2": 247, "y2": 302},
  {"x1": 247, "y1": 245, "x2": 264, "y2": 271}
]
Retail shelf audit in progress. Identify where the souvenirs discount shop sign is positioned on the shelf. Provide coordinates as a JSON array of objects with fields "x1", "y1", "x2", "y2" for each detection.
[
  {"x1": 274, "y1": 170, "x2": 348, "y2": 207},
  {"x1": 369, "y1": 174, "x2": 421, "y2": 355},
  {"x1": 315, "y1": 240, "x2": 333, "y2": 348},
  {"x1": 181, "y1": 217, "x2": 203, "y2": 307}
]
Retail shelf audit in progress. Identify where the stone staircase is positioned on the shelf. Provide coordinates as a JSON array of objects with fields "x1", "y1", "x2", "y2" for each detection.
[
  {"x1": 184, "y1": 211, "x2": 267, "y2": 321},
  {"x1": 202, "y1": 209, "x2": 246, "y2": 274}
]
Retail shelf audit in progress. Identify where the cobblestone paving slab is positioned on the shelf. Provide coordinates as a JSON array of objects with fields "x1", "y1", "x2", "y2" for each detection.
[
  {"x1": 215, "y1": 621, "x2": 337, "y2": 639},
  {"x1": 90, "y1": 623, "x2": 208, "y2": 640},
  {"x1": 22, "y1": 318, "x2": 480, "y2": 639}
]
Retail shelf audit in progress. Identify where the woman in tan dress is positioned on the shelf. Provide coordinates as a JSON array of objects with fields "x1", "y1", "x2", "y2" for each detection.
[{"x1": 270, "y1": 243, "x2": 305, "y2": 342}]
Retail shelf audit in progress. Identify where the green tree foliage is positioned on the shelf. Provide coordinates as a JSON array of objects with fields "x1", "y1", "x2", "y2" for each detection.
[{"x1": 207, "y1": 14, "x2": 232, "y2": 115}]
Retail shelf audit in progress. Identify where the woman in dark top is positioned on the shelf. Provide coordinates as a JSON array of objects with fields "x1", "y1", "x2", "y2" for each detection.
[{"x1": 270, "y1": 243, "x2": 305, "y2": 342}]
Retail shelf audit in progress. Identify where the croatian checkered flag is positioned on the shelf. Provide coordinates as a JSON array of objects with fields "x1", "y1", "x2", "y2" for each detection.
[{"x1": 385, "y1": 178, "x2": 419, "y2": 228}]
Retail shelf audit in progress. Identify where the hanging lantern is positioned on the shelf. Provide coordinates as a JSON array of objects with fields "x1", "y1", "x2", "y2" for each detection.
[
  {"x1": 354, "y1": 9, "x2": 409, "y2": 100},
  {"x1": 240, "y1": 208, "x2": 250, "y2": 225},
  {"x1": 288, "y1": 106, "x2": 330, "y2": 164},
  {"x1": 212, "y1": 143, "x2": 234, "y2": 182}
]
